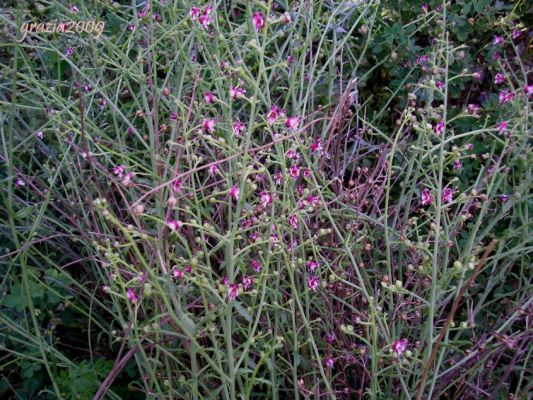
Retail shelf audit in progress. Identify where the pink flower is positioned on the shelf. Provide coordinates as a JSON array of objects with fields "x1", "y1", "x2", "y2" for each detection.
[
  {"x1": 435, "y1": 81, "x2": 444, "y2": 89},
  {"x1": 441, "y1": 187, "x2": 454, "y2": 203},
  {"x1": 453, "y1": 159, "x2": 463, "y2": 170},
  {"x1": 434, "y1": 120, "x2": 445, "y2": 135},
  {"x1": 209, "y1": 164, "x2": 218, "y2": 175},
  {"x1": 126, "y1": 288, "x2": 137, "y2": 303},
  {"x1": 230, "y1": 86, "x2": 246, "y2": 99},
  {"x1": 113, "y1": 165, "x2": 126, "y2": 178},
  {"x1": 170, "y1": 112, "x2": 178, "y2": 120},
  {"x1": 308, "y1": 276, "x2": 319, "y2": 292},
  {"x1": 98, "y1": 98, "x2": 107, "y2": 110},
  {"x1": 190, "y1": 6, "x2": 200, "y2": 20},
  {"x1": 242, "y1": 275, "x2": 254, "y2": 290},
  {"x1": 274, "y1": 171, "x2": 283, "y2": 185},
  {"x1": 203, "y1": 117, "x2": 216, "y2": 133},
  {"x1": 326, "y1": 333, "x2": 336, "y2": 344},
  {"x1": 325, "y1": 358, "x2": 335, "y2": 368},
  {"x1": 121, "y1": 172, "x2": 135, "y2": 187},
  {"x1": 307, "y1": 260, "x2": 318, "y2": 271},
  {"x1": 421, "y1": 3, "x2": 429, "y2": 13},
  {"x1": 303, "y1": 168, "x2": 311, "y2": 179},
  {"x1": 310, "y1": 140, "x2": 323, "y2": 154},
  {"x1": 228, "y1": 283, "x2": 240, "y2": 300},
  {"x1": 252, "y1": 259, "x2": 262, "y2": 273},
  {"x1": 493, "y1": 35, "x2": 504, "y2": 46},
  {"x1": 69, "y1": 4, "x2": 79, "y2": 13},
  {"x1": 15, "y1": 178, "x2": 25, "y2": 188},
  {"x1": 288, "y1": 214, "x2": 298, "y2": 229},
  {"x1": 36, "y1": 131, "x2": 44, "y2": 139},
  {"x1": 229, "y1": 186, "x2": 240, "y2": 200},
  {"x1": 467, "y1": 104, "x2": 480, "y2": 114},
  {"x1": 421, "y1": 188, "x2": 433, "y2": 206},
  {"x1": 391, "y1": 338, "x2": 408, "y2": 356},
  {"x1": 289, "y1": 165, "x2": 300, "y2": 180},
  {"x1": 472, "y1": 71, "x2": 483, "y2": 81},
  {"x1": 524, "y1": 84, "x2": 533, "y2": 97},
  {"x1": 260, "y1": 191, "x2": 273, "y2": 207},
  {"x1": 167, "y1": 220, "x2": 182, "y2": 231},
  {"x1": 286, "y1": 149, "x2": 299, "y2": 160},
  {"x1": 285, "y1": 115, "x2": 301, "y2": 130},
  {"x1": 266, "y1": 105, "x2": 280, "y2": 125},
  {"x1": 499, "y1": 90, "x2": 515, "y2": 105},
  {"x1": 494, "y1": 73, "x2": 505, "y2": 84},
  {"x1": 198, "y1": 14, "x2": 212, "y2": 29},
  {"x1": 232, "y1": 120, "x2": 246, "y2": 136},
  {"x1": 497, "y1": 121, "x2": 508, "y2": 134},
  {"x1": 252, "y1": 12, "x2": 265, "y2": 31},
  {"x1": 204, "y1": 91, "x2": 216, "y2": 104},
  {"x1": 465, "y1": 143, "x2": 473, "y2": 150},
  {"x1": 65, "y1": 47, "x2": 74, "y2": 57},
  {"x1": 172, "y1": 267, "x2": 184, "y2": 279},
  {"x1": 512, "y1": 29, "x2": 522, "y2": 40},
  {"x1": 173, "y1": 178, "x2": 183, "y2": 192}
]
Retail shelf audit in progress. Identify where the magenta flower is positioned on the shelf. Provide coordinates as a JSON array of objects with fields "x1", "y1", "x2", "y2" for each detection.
[
  {"x1": 232, "y1": 120, "x2": 246, "y2": 137},
  {"x1": 421, "y1": 3, "x2": 429, "y2": 13},
  {"x1": 242, "y1": 275, "x2": 254, "y2": 290},
  {"x1": 36, "y1": 130, "x2": 44, "y2": 139},
  {"x1": 252, "y1": 12, "x2": 265, "y2": 31},
  {"x1": 454, "y1": 159, "x2": 463, "y2": 170},
  {"x1": 65, "y1": 47, "x2": 74, "y2": 57},
  {"x1": 434, "y1": 120, "x2": 445, "y2": 135},
  {"x1": 288, "y1": 214, "x2": 298, "y2": 229},
  {"x1": 172, "y1": 178, "x2": 183, "y2": 192},
  {"x1": 308, "y1": 276, "x2": 319, "y2": 292},
  {"x1": 170, "y1": 111, "x2": 178, "y2": 120},
  {"x1": 472, "y1": 71, "x2": 483, "y2": 81},
  {"x1": 499, "y1": 90, "x2": 515, "y2": 105},
  {"x1": 15, "y1": 178, "x2": 25, "y2": 188},
  {"x1": 230, "y1": 86, "x2": 246, "y2": 99},
  {"x1": 421, "y1": 188, "x2": 433, "y2": 206},
  {"x1": 441, "y1": 187, "x2": 454, "y2": 204},
  {"x1": 494, "y1": 73, "x2": 505, "y2": 84},
  {"x1": 307, "y1": 260, "x2": 318, "y2": 271},
  {"x1": 204, "y1": 91, "x2": 215, "y2": 104},
  {"x1": 167, "y1": 220, "x2": 182, "y2": 232},
  {"x1": 274, "y1": 171, "x2": 283, "y2": 185},
  {"x1": 229, "y1": 186, "x2": 240, "y2": 200},
  {"x1": 497, "y1": 121, "x2": 508, "y2": 134},
  {"x1": 126, "y1": 288, "x2": 137, "y2": 303},
  {"x1": 209, "y1": 164, "x2": 218, "y2": 175},
  {"x1": 326, "y1": 333, "x2": 336, "y2": 344},
  {"x1": 493, "y1": 35, "x2": 504, "y2": 46},
  {"x1": 325, "y1": 358, "x2": 335, "y2": 369},
  {"x1": 252, "y1": 259, "x2": 262, "y2": 273},
  {"x1": 112, "y1": 165, "x2": 126, "y2": 178},
  {"x1": 198, "y1": 13, "x2": 212, "y2": 29},
  {"x1": 172, "y1": 267, "x2": 184, "y2": 280},
  {"x1": 467, "y1": 104, "x2": 480, "y2": 114},
  {"x1": 259, "y1": 191, "x2": 273, "y2": 207},
  {"x1": 435, "y1": 81, "x2": 444, "y2": 90},
  {"x1": 286, "y1": 149, "x2": 299, "y2": 160},
  {"x1": 289, "y1": 165, "x2": 300, "y2": 180},
  {"x1": 267, "y1": 105, "x2": 280, "y2": 125},
  {"x1": 524, "y1": 84, "x2": 533, "y2": 97},
  {"x1": 285, "y1": 115, "x2": 301, "y2": 130},
  {"x1": 228, "y1": 283, "x2": 240, "y2": 300},
  {"x1": 98, "y1": 98, "x2": 107, "y2": 110},
  {"x1": 121, "y1": 172, "x2": 135, "y2": 187},
  {"x1": 203, "y1": 117, "x2": 216, "y2": 133},
  {"x1": 391, "y1": 338, "x2": 408, "y2": 356},
  {"x1": 69, "y1": 4, "x2": 79, "y2": 13},
  {"x1": 310, "y1": 140, "x2": 323, "y2": 154}
]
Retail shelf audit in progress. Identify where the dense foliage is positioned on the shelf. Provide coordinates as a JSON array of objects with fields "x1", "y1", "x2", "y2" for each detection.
[{"x1": 0, "y1": 0, "x2": 531, "y2": 399}]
